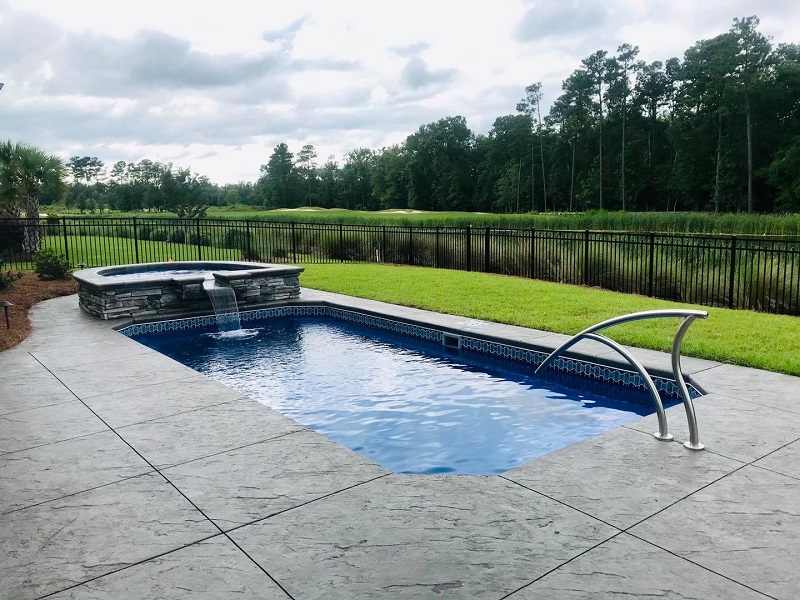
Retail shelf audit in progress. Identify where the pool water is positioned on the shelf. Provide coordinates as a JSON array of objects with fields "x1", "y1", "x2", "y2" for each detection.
[
  {"x1": 133, "y1": 317, "x2": 653, "y2": 475},
  {"x1": 98, "y1": 269, "x2": 215, "y2": 280}
]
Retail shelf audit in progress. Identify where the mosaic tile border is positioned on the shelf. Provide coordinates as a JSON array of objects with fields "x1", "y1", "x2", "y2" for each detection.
[{"x1": 119, "y1": 305, "x2": 698, "y2": 400}]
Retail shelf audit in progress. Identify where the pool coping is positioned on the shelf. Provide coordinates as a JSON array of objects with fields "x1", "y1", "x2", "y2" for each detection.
[{"x1": 2, "y1": 291, "x2": 800, "y2": 599}]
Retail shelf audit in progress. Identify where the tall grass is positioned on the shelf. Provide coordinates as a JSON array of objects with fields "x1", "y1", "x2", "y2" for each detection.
[{"x1": 47, "y1": 207, "x2": 800, "y2": 235}]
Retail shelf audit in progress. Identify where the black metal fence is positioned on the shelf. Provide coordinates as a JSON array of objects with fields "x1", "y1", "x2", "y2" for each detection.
[{"x1": 2, "y1": 217, "x2": 799, "y2": 315}]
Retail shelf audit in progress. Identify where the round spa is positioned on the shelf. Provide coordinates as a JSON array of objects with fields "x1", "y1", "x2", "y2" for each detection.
[{"x1": 73, "y1": 261, "x2": 304, "y2": 320}]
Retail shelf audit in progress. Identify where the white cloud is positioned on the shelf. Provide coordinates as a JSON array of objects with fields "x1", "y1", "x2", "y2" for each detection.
[{"x1": 1, "y1": 0, "x2": 798, "y2": 183}]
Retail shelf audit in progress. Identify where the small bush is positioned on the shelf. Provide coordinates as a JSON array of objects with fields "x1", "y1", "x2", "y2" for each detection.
[
  {"x1": 115, "y1": 226, "x2": 133, "y2": 239},
  {"x1": 0, "y1": 262, "x2": 22, "y2": 290},
  {"x1": 137, "y1": 225, "x2": 153, "y2": 241},
  {"x1": 272, "y1": 248, "x2": 288, "y2": 259},
  {"x1": 33, "y1": 249, "x2": 73, "y2": 280},
  {"x1": 45, "y1": 216, "x2": 62, "y2": 236},
  {"x1": 223, "y1": 228, "x2": 250, "y2": 249},
  {"x1": 189, "y1": 232, "x2": 212, "y2": 246},
  {"x1": 241, "y1": 248, "x2": 262, "y2": 262},
  {"x1": 169, "y1": 229, "x2": 186, "y2": 244},
  {"x1": 150, "y1": 229, "x2": 169, "y2": 241}
]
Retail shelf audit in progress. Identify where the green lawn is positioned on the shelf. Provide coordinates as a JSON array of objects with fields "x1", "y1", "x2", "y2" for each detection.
[
  {"x1": 298, "y1": 263, "x2": 800, "y2": 376},
  {"x1": 31, "y1": 235, "x2": 240, "y2": 268}
]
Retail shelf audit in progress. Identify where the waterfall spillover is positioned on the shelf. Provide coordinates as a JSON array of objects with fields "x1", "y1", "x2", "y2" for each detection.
[{"x1": 203, "y1": 279, "x2": 241, "y2": 332}]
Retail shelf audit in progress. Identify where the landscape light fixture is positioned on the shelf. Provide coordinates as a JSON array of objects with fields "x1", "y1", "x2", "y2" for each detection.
[{"x1": 0, "y1": 300, "x2": 12, "y2": 329}]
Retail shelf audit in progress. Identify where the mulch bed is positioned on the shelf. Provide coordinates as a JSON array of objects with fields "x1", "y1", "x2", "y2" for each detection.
[{"x1": 0, "y1": 272, "x2": 78, "y2": 352}]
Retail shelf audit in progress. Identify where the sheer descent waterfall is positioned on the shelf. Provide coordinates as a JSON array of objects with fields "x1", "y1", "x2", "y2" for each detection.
[{"x1": 203, "y1": 280, "x2": 241, "y2": 331}]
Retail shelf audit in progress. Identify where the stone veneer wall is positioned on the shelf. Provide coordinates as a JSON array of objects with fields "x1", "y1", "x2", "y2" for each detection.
[{"x1": 78, "y1": 272, "x2": 301, "y2": 320}]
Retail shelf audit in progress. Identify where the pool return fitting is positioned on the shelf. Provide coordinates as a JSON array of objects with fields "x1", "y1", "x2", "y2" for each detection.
[{"x1": 535, "y1": 309, "x2": 708, "y2": 451}]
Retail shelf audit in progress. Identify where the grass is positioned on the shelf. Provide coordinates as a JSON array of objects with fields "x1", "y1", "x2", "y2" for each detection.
[
  {"x1": 15, "y1": 235, "x2": 242, "y2": 269},
  {"x1": 44, "y1": 206, "x2": 800, "y2": 235},
  {"x1": 298, "y1": 263, "x2": 800, "y2": 376}
]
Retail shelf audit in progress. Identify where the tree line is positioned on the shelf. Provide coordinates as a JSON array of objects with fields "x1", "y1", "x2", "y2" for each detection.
[
  {"x1": 3, "y1": 15, "x2": 799, "y2": 225},
  {"x1": 258, "y1": 16, "x2": 800, "y2": 214}
]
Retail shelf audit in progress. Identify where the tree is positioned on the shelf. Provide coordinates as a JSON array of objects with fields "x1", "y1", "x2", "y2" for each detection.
[
  {"x1": 160, "y1": 167, "x2": 208, "y2": 219},
  {"x1": 341, "y1": 148, "x2": 376, "y2": 210},
  {"x1": 608, "y1": 44, "x2": 643, "y2": 210},
  {"x1": 405, "y1": 116, "x2": 476, "y2": 211},
  {"x1": 679, "y1": 32, "x2": 743, "y2": 212},
  {"x1": 582, "y1": 50, "x2": 610, "y2": 209},
  {"x1": 550, "y1": 69, "x2": 595, "y2": 211},
  {"x1": 259, "y1": 143, "x2": 296, "y2": 207},
  {"x1": 517, "y1": 82, "x2": 548, "y2": 211},
  {"x1": 371, "y1": 145, "x2": 409, "y2": 209},
  {"x1": 0, "y1": 141, "x2": 66, "y2": 252},
  {"x1": 730, "y1": 16, "x2": 772, "y2": 212},
  {"x1": 765, "y1": 134, "x2": 800, "y2": 210},
  {"x1": 295, "y1": 144, "x2": 318, "y2": 205},
  {"x1": 634, "y1": 61, "x2": 671, "y2": 210},
  {"x1": 476, "y1": 115, "x2": 532, "y2": 212}
]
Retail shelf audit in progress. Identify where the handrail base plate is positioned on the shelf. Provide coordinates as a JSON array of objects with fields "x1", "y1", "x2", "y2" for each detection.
[
  {"x1": 653, "y1": 432, "x2": 674, "y2": 441},
  {"x1": 683, "y1": 441, "x2": 705, "y2": 451}
]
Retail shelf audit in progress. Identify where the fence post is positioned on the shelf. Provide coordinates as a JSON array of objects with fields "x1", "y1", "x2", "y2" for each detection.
[
  {"x1": 195, "y1": 219, "x2": 202, "y2": 261},
  {"x1": 245, "y1": 220, "x2": 252, "y2": 260},
  {"x1": 466, "y1": 225, "x2": 472, "y2": 272},
  {"x1": 648, "y1": 231, "x2": 655, "y2": 297},
  {"x1": 485, "y1": 227, "x2": 491, "y2": 272},
  {"x1": 291, "y1": 222, "x2": 298, "y2": 263},
  {"x1": 61, "y1": 218, "x2": 70, "y2": 265},
  {"x1": 381, "y1": 224, "x2": 387, "y2": 263},
  {"x1": 583, "y1": 229, "x2": 590, "y2": 286},
  {"x1": 529, "y1": 228, "x2": 535, "y2": 279},
  {"x1": 728, "y1": 235, "x2": 737, "y2": 309},
  {"x1": 133, "y1": 217, "x2": 140, "y2": 264},
  {"x1": 435, "y1": 226, "x2": 440, "y2": 269}
]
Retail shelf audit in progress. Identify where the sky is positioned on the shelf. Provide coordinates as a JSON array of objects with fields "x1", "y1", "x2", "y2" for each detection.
[{"x1": 1, "y1": 0, "x2": 798, "y2": 185}]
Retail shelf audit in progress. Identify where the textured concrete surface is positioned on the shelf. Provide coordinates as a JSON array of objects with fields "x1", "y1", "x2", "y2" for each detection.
[
  {"x1": 230, "y1": 475, "x2": 618, "y2": 600},
  {"x1": 162, "y1": 430, "x2": 390, "y2": 529},
  {"x1": 1, "y1": 291, "x2": 797, "y2": 599},
  {"x1": 48, "y1": 537, "x2": 290, "y2": 599},
  {"x1": 507, "y1": 533, "x2": 768, "y2": 599}
]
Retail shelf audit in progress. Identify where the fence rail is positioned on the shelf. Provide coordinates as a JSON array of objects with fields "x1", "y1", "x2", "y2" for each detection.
[{"x1": 2, "y1": 217, "x2": 799, "y2": 316}]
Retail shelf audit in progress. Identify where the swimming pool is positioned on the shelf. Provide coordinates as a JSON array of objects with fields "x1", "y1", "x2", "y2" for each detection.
[{"x1": 128, "y1": 314, "x2": 672, "y2": 475}]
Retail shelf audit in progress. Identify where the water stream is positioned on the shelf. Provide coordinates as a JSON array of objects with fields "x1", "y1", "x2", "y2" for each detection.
[{"x1": 202, "y1": 279, "x2": 241, "y2": 332}]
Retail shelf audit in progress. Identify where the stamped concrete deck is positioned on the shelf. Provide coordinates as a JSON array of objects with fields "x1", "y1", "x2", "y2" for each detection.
[{"x1": 2, "y1": 291, "x2": 799, "y2": 599}]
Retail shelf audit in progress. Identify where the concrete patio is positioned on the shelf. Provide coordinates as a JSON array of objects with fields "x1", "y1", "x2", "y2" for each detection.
[{"x1": 1, "y1": 291, "x2": 799, "y2": 599}]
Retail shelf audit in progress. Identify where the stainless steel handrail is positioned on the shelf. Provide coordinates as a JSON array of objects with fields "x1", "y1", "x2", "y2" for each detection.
[{"x1": 534, "y1": 309, "x2": 708, "y2": 450}]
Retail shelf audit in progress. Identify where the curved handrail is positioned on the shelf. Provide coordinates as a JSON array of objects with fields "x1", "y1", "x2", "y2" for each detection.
[{"x1": 535, "y1": 309, "x2": 708, "y2": 450}]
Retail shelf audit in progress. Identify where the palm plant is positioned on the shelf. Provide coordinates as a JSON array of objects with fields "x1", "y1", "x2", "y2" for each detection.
[{"x1": 0, "y1": 141, "x2": 66, "y2": 253}]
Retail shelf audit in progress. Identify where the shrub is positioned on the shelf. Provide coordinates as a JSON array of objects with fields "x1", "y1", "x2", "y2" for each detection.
[
  {"x1": 0, "y1": 262, "x2": 22, "y2": 290},
  {"x1": 169, "y1": 229, "x2": 186, "y2": 244},
  {"x1": 241, "y1": 248, "x2": 262, "y2": 262},
  {"x1": 137, "y1": 225, "x2": 153, "y2": 241},
  {"x1": 115, "y1": 226, "x2": 133, "y2": 239},
  {"x1": 33, "y1": 249, "x2": 73, "y2": 280},
  {"x1": 223, "y1": 228, "x2": 250, "y2": 249},
  {"x1": 189, "y1": 232, "x2": 212, "y2": 246},
  {"x1": 272, "y1": 248, "x2": 288, "y2": 259},
  {"x1": 150, "y1": 229, "x2": 169, "y2": 241},
  {"x1": 45, "y1": 216, "x2": 62, "y2": 236},
  {"x1": 317, "y1": 230, "x2": 374, "y2": 261}
]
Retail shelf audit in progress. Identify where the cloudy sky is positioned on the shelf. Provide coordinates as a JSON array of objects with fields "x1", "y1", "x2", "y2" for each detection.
[{"x1": 1, "y1": 0, "x2": 797, "y2": 184}]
